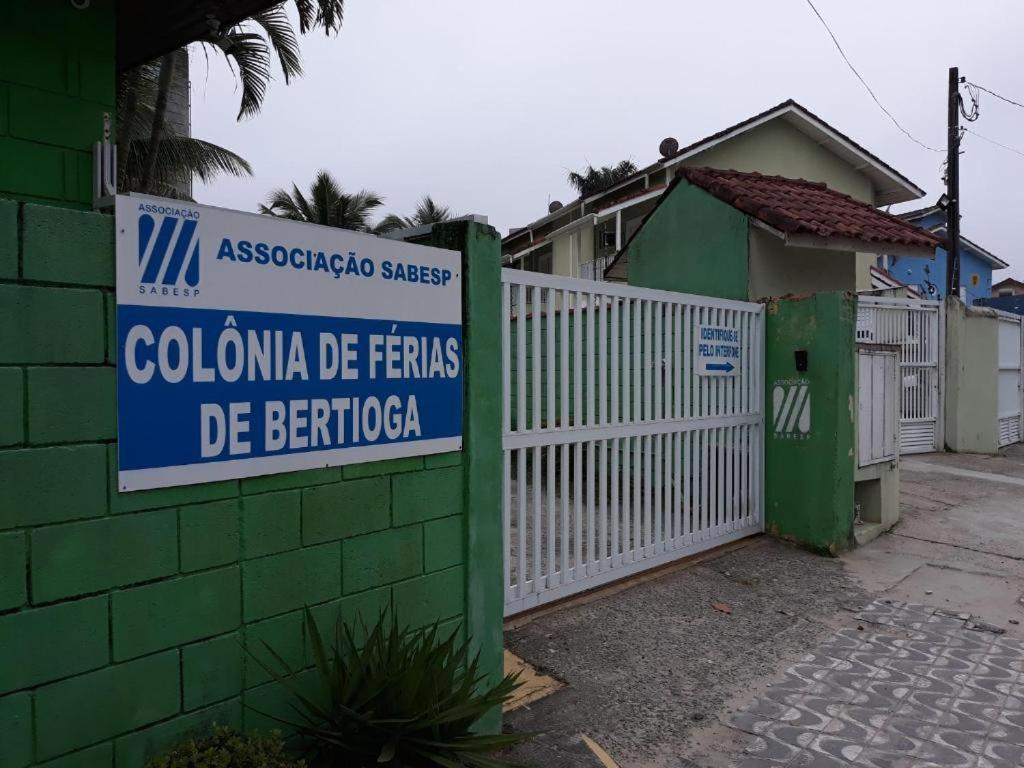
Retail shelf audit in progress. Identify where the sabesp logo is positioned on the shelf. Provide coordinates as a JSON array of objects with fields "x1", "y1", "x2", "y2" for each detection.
[{"x1": 137, "y1": 207, "x2": 201, "y2": 296}]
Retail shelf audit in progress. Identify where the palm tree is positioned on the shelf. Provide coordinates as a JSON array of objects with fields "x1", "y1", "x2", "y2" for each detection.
[
  {"x1": 374, "y1": 195, "x2": 455, "y2": 234},
  {"x1": 259, "y1": 170, "x2": 385, "y2": 232},
  {"x1": 567, "y1": 160, "x2": 639, "y2": 197},
  {"x1": 117, "y1": 0, "x2": 345, "y2": 197},
  {"x1": 117, "y1": 58, "x2": 253, "y2": 199}
]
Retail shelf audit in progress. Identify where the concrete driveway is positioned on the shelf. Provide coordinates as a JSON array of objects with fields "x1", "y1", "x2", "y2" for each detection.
[
  {"x1": 845, "y1": 446, "x2": 1024, "y2": 635},
  {"x1": 502, "y1": 447, "x2": 1024, "y2": 767}
]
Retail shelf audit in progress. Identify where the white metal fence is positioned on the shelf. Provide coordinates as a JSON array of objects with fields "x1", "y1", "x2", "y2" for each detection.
[
  {"x1": 856, "y1": 296, "x2": 943, "y2": 454},
  {"x1": 501, "y1": 269, "x2": 765, "y2": 616},
  {"x1": 996, "y1": 311, "x2": 1024, "y2": 447}
]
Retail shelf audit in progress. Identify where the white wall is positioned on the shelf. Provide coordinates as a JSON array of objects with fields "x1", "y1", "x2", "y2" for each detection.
[
  {"x1": 944, "y1": 298, "x2": 1001, "y2": 453},
  {"x1": 748, "y1": 227, "x2": 857, "y2": 300}
]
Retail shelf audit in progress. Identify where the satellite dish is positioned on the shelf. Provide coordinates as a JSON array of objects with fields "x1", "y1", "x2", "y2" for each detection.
[
  {"x1": 659, "y1": 137, "x2": 680, "y2": 158},
  {"x1": 548, "y1": 200, "x2": 563, "y2": 214}
]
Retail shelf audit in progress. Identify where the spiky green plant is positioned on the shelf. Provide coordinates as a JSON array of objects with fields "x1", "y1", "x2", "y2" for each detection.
[{"x1": 249, "y1": 609, "x2": 528, "y2": 767}]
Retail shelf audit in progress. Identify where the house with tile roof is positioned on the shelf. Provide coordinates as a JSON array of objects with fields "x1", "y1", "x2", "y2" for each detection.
[
  {"x1": 993, "y1": 276, "x2": 1024, "y2": 297},
  {"x1": 877, "y1": 205, "x2": 1009, "y2": 304},
  {"x1": 601, "y1": 167, "x2": 941, "y2": 301},
  {"x1": 502, "y1": 100, "x2": 929, "y2": 289}
]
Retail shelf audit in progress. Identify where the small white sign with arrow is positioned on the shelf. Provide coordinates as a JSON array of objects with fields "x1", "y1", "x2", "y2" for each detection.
[{"x1": 696, "y1": 323, "x2": 740, "y2": 376}]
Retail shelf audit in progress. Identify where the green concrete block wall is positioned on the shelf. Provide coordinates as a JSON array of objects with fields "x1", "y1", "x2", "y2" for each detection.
[
  {"x1": 0, "y1": 1, "x2": 115, "y2": 208},
  {"x1": 0, "y1": 205, "x2": 503, "y2": 765},
  {"x1": 763, "y1": 292, "x2": 856, "y2": 553}
]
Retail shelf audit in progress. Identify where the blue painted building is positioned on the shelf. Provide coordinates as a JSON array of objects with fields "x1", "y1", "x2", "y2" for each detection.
[{"x1": 880, "y1": 206, "x2": 1008, "y2": 303}]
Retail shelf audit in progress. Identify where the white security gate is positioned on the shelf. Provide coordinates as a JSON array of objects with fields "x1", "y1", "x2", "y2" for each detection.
[
  {"x1": 996, "y1": 311, "x2": 1024, "y2": 446},
  {"x1": 856, "y1": 296, "x2": 943, "y2": 454},
  {"x1": 501, "y1": 270, "x2": 765, "y2": 616}
]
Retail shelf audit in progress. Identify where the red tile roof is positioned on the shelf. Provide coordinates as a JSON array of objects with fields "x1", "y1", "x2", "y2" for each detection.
[{"x1": 678, "y1": 167, "x2": 942, "y2": 250}]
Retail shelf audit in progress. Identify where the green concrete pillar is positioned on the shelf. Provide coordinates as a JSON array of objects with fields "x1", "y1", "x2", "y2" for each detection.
[
  {"x1": 763, "y1": 292, "x2": 856, "y2": 553},
  {"x1": 427, "y1": 220, "x2": 504, "y2": 732},
  {"x1": 0, "y1": 0, "x2": 116, "y2": 208}
]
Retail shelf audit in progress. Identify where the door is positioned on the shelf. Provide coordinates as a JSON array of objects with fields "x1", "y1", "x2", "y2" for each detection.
[
  {"x1": 857, "y1": 348, "x2": 899, "y2": 467},
  {"x1": 997, "y1": 313, "x2": 1024, "y2": 446}
]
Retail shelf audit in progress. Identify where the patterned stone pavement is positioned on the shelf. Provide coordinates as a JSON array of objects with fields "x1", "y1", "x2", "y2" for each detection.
[{"x1": 729, "y1": 600, "x2": 1024, "y2": 768}]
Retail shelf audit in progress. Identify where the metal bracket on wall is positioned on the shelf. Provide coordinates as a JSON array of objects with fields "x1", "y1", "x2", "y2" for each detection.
[{"x1": 93, "y1": 114, "x2": 116, "y2": 212}]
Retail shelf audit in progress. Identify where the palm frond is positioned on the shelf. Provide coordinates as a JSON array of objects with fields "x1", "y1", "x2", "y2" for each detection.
[
  {"x1": 567, "y1": 160, "x2": 638, "y2": 196},
  {"x1": 337, "y1": 189, "x2": 385, "y2": 232},
  {"x1": 154, "y1": 137, "x2": 253, "y2": 182},
  {"x1": 293, "y1": 0, "x2": 345, "y2": 34},
  {"x1": 311, "y1": 169, "x2": 343, "y2": 225},
  {"x1": 413, "y1": 195, "x2": 453, "y2": 225},
  {"x1": 372, "y1": 214, "x2": 412, "y2": 235},
  {"x1": 119, "y1": 135, "x2": 252, "y2": 195},
  {"x1": 252, "y1": 4, "x2": 303, "y2": 83},
  {"x1": 291, "y1": 182, "x2": 318, "y2": 223},
  {"x1": 259, "y1": 171, "x2": 382, "y2": 233},
  {"x1": 213, "y1": 30, "x2": 272, "y2": 119}
]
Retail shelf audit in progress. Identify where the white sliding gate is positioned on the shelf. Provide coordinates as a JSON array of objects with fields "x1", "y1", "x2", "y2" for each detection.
[
  {"x1": 856, "y1": 296, "x2": 943, "y2": 454},
  {"x1": 501, "y1": 269, "x2": 765, "y2": 616},
  {"x1": 996, "y1": 311, "x2": 1024, "y2": 447}
]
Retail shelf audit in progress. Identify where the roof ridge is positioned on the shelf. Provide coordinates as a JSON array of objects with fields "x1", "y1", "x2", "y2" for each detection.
[{"x1": 680, "y1": 166, "x2": 829, "y2": 190}]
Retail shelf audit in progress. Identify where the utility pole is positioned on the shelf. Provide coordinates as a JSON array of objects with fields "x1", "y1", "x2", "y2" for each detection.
[{"x1": 946, "y1": 66, "x2": 961, "y2": 299}]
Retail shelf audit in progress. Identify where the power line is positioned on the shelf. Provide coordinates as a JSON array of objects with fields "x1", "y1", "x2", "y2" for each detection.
[
  {"x1": 963, "y1": 127, "x2": 1024, "y2": 159},
  {"x1": 967, "y1": 81, "x2": 1024, "y2": 110},
  {"x1": 802, "y1": 0, "x2": 943, "y2": 152}
]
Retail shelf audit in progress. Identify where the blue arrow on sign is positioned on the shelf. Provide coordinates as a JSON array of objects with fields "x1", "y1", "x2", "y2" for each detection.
[{"x1": 707, "y1": 362, "x2": 735, "y2": 373}]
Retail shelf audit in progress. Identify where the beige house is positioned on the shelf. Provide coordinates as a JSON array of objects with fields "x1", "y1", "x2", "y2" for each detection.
[{"x1": 502, "y1": 99, "x2": 927, "y2": 289}]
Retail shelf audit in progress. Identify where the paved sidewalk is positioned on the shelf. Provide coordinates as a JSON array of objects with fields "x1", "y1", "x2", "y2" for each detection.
[
  {"x1": 730, "y1": 600, "x2": 1024, "y2": 768},
  {"x1": 504, "y1": 538, "x2": 868, "y2": 767},
  {"x1": 502, "y1": 448, "x2": 1024, "y2": 767}
]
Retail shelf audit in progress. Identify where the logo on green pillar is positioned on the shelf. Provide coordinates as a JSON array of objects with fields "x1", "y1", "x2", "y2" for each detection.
[{"x1": 772, "y1": 379, "x2": 811, "y2": 439}]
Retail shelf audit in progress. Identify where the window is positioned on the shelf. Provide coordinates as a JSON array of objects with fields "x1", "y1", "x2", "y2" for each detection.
[{"x1": 522, "y1": 248, "x2": 552, "y2": 275}]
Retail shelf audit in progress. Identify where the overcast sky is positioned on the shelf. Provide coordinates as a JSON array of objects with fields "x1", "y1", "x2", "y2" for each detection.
[{"x1": 191, "y1": 0, "x2": 1024, "y2": 279}]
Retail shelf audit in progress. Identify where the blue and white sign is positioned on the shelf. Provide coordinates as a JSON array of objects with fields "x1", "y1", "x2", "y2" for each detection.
[
  {"x1": 115, "y1": 195, "x2": 463, "y2": 491},
  {"x1": 696, "y1": 323, "x2": 741, "y2": 376}
]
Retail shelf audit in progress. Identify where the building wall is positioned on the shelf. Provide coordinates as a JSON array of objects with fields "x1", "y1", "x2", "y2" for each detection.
[
  {"x1": 944, "y1": 298, "x2": 1001, "y2": 453},
  {"x1": 763, "y1": 292, "x2": 856, "y2": 554},
  {"x1": 619, "y1": 180, "x2": 749, "y2": 301},
  {"x1": 748, "y1": 227, "x2": 856, "y2": 300},
  {"x1": 0, "y1": 0, "x2": 115, "y2": 209},
  {"x1": 886, "y1": 210, "x2": 1000, "y2": 304},
  {"x1": 854, "y1": 252, "x2": 878, "y2": 292},
  {"x1": 682, "y1": 119, "x2": 877, "y2": 204},
  {"x1": 887, "y1": 248, "x2": 992, "y2": 304},
  {"x1": 552, "y1": 231, "x2": 572, "y2": 277},
  {"x1": 0, "y1": 203, "x2": 504, "y2": 766},
  {"x1": 992, "y1": 280, "x2": 1024, "y2": 297},
  {"x1": 959, "y1": 250, "x2": 995, "y2": 304}
]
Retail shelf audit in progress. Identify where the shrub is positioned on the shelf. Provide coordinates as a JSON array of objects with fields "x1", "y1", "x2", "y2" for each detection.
[
  {"x1": 145, "y1": 725, "x2": 304, "y2": 768},
  {"x1": 250, "y1": 609, "x2": 528, "y2": 767}
]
